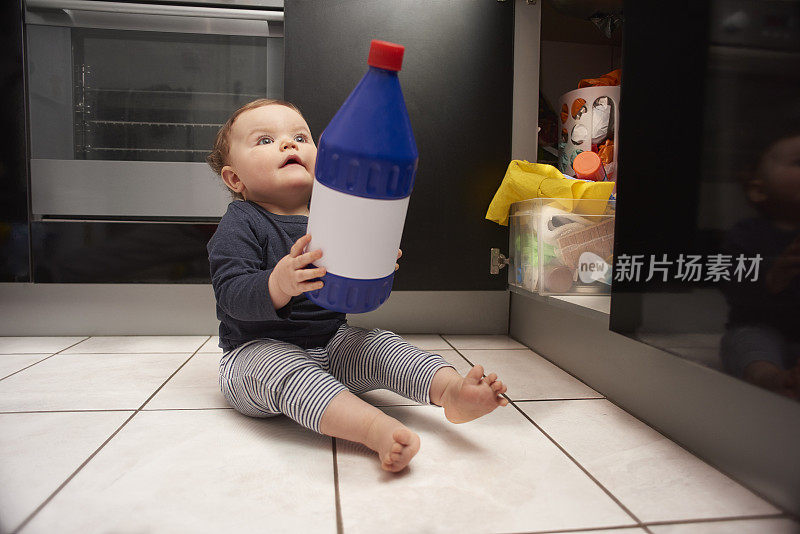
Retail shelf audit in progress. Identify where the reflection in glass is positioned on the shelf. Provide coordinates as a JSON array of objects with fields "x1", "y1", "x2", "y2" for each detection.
[
  {"x1": 610, "y1": 0, "x2": 800, "y2": 402},
  {"x1": 719, "y1": 133, "x2": 800, "y2": 399}
]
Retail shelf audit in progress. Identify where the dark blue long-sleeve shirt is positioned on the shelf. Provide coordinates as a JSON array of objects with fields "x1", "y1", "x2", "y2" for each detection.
[
  {"x1": 721, "y1": 217, "x2": 800, "y2": 341},
  {"x1": 207, "y1": 200, "x2": 346, "y2": 352}
]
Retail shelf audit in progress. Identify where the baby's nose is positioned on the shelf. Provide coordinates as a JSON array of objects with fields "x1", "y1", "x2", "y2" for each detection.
[{"x1": 281, "y1": 138, "x2": 298, "y2": 150}]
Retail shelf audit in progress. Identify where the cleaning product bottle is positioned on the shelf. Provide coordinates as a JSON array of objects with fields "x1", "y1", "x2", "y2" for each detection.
[
  {"x1": 305, "y1": 40, "x2": 418, "y2": 313},
  {"x1": 572, "y1": 150, "x2": 608, "y2": 182}
]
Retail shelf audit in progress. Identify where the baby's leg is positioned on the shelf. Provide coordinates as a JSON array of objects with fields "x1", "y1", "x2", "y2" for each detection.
[
  {"x1": 219, "y1": 339, "x2": 348, "y2": 431},
  {"x1": 326, "y1": 327, "x2": 508, "y2": 424},
  {"x1": 318, "y1": 390, "x2": 420, "y2": 473},
  {"x1": 325, "y1": 326, "x2": 453, "y2": 404},
  {"x1": 220, "y1": 338, "x2": 417, "y2": 471}
]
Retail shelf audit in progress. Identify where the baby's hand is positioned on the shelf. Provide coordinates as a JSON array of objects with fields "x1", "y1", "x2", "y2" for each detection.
[
  {"x1": 268, "y1": 234, "x2": 326, "y2": 309},
  {"x1": 396, "y1": 248, "x2": 402, "y2": 271},
  {"x1": 745, "y1": 361, "x2": 800, "y2": 400},
  {"x1": 765, "y1": 237, "x2": 800, "y2": 294}
]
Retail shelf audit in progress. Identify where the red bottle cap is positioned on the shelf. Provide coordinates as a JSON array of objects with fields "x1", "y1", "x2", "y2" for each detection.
[
  {"x1": 368, "y1": 40, "x2": 405, "y2": 71},
  {"x1": 573, "y1": 151, "x2": 606, "y2": 181}
]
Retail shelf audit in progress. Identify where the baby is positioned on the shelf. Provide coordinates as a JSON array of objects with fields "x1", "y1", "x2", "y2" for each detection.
[
  {"x1": 720, "y1": 130, "x2": 800, "y2": 399},
  {"x1": 206, "y1": 99, "x2": 509, "y2": 471}
]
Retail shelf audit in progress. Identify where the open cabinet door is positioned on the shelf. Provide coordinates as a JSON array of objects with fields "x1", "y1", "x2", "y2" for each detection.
[{"x1": 284, "y1": 0, "x2": 514, "y2": 292}]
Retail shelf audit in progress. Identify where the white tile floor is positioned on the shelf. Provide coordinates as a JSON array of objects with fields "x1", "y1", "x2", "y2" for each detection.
[{"x1": 0, "y1": 334, "x2": 798, "y2": 534}]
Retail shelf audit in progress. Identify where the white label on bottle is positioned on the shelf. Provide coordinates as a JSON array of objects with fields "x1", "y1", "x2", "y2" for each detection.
[
  {"x1": 578, "y1": 252, "x2": 609, "y2": 283},
  {"x1": 306, "y1": 180, "x2": 410, "y2": 280}
]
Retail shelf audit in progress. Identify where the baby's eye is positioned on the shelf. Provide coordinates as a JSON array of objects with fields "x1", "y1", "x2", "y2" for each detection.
[
  {"x1": 257, "y1": 137, "x2": 273, "y2": 145},
  {"x1": 294, "y1": 134, "x2": 308, "y2": 143}
]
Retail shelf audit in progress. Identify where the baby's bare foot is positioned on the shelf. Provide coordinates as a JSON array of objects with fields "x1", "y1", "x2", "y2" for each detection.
[
  {"x1": 442, "y1": 365, "x2": 509, "y2": 424},
  {"x1": 365, "y1": 414, "x2": 421, "y2": 472}
]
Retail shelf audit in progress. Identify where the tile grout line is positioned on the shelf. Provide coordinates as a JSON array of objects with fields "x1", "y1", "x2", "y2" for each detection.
[
  {"x1": 515, "y1": 336, "x2": 800, "y2": 522},
  {"x1": 513, "y1": 398, "x2": 606, "y2": 402},
  {"x1": 508, "y1": 400, "x2": 653, "y2": 534},
  {"x1": 332, "y1": 438, "x2": 344, "y2": 534},
  {"x1": 643, "y1": 513, "x2": 794, "y2": 529},
  {"x1": 498, "y1": 525, "x2": 644, "y2": 534},
  {"x1": 439, "y1": 336, "x2": 800, "y2": 529},
  {"x1": 11, "y1": 335, "x2": 212, "y2": 534},
  {"x1": 454, "y1": 346, "x2": 604, "y2": 396},
  {"x1": 1, "y1": 409, "x2": 138, "y2": 415},
  {"x1": 13, "y1": 351, "x2": 218, "y2": 355},
  {"x1": 439, "y1": 335, "x2": 652, "y2": 534},
  {"x1": 494, "y1": 511, "x2": 794, "y2": 534},
  {"x1": 0, "y1": 337, "x2": 91, "y2": 382}
]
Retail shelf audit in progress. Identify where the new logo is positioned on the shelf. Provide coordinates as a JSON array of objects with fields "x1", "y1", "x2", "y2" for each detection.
[{"x1": 578, "y1": 252, "x2": 609, "y2": 283}]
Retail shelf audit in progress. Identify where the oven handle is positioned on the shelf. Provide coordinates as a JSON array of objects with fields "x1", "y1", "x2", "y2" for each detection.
[{"x1": 25, "y1": 0, "x2": 283, "y2": 21}]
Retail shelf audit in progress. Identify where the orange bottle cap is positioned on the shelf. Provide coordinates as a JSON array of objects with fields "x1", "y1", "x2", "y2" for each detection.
[{"x1": 573, "y1": 151, "x2": 602, "y2": 179}]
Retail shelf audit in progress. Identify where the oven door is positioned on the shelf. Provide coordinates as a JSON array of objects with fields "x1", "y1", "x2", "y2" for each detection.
[{"x1": 25, "y1": 0, "x2": 283, "y2": 221}]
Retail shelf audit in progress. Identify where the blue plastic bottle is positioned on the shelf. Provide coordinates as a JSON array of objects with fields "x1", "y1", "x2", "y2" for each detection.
[{"x1": 305, "y1": 40, "x2": 418, "y2": 313}]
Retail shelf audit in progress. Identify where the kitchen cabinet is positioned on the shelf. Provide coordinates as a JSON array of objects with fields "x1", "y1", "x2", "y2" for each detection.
[
  {"x1": 284, "y1": 0, "x2": 513, "y2": 292},
  {"x1": 0, "y1": 0, "x2": 30, "y2": 282},
  {"x1": 509, "y1": 0, "x2": 800, "y2": 517}
]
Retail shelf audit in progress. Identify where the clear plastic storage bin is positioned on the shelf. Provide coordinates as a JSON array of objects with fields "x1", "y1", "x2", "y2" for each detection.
[{"x1": 508, "y1": 198, "x2": 616, "y2": 295}]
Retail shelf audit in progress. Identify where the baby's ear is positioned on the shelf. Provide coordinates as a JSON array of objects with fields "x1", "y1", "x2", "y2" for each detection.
[
  {"x1": 745, "y1": 178, "x2": 768, "y2": 204},
  {"x1": 221, "y1": 166, "x2": 244, "y2": 194}
]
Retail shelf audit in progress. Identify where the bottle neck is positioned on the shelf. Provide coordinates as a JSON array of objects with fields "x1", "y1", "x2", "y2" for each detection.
[{"x1": 368, "y1": 65, "x2": 399, "y2": 77}]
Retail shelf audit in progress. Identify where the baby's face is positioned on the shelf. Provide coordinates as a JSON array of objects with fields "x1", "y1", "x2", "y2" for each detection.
[
  {"x1": 224, "y1": 104, "x2": 316, "y2": 209},
  {"x1": 760, "y1": 136, "x2": 800, "y2": 215}
]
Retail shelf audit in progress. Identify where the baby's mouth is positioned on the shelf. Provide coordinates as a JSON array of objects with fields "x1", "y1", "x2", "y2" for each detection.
[{"x1": 280, "y1": 155, "x2": 304, "y2": 169}]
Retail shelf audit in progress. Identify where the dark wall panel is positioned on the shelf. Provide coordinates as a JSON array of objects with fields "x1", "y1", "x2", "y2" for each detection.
[
  {"x1": 0, "y1": 0, "x2": 30, "y2": 282},
  {"x1": 285, "y1": 0, "x2": 513, "y2": 290}
]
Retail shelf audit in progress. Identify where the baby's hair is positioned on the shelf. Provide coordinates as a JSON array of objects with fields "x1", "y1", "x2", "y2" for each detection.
[{"x1": 207, "y1": 98, "x2": 305, "y2": 199}]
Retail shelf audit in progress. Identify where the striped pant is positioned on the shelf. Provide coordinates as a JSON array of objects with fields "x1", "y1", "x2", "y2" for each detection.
[{"x1": 219, "y1": 324, "x2": 454, "y2": 433}]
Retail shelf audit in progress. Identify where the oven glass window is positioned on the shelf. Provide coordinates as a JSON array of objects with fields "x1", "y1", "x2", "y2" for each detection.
[
  {"x1": 76, "y1": 30, "x2": 274, "y2": 162},
  {"x1": 28, "y1": 26, "x2": 282, "y2": 163}
]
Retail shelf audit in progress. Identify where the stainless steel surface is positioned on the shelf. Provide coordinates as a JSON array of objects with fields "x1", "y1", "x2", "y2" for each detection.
[
  {"x1": 26, "y1": 25, "x2": 73, "y2": 160},
  {"x1": 26, "y1": 0, "x2": 283, "y2": 19},
  {"x1": 165, "y1": 0, "x2": 283, "y2": 6},
  {"x1": 31, "y1": 160, "x2": 231, "y2": 219},
  {"x1": 25, "y1": 0, "x2": 282, "y2": 36},
  {"x1": 25, "y1": 0, "x2": 281, "y2": 221},
  {"x1": 0, "y1": 287, "x2": 508, "y2": 335}
]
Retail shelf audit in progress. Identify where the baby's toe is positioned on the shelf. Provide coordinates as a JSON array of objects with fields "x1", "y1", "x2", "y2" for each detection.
[
  {"x1": 466, "y1": 365, "x2": 484, "y2": 383},
  {"x1": 485, "y1": 372, "x2": 497, "y2": 383},
  {"x1": 382, "y1": 460, "x2": 401, "y2": 472},
  {"x1": 393, "y1": 428, "x2": 413, "y2": 446},
  {"x1": 491, "y1": 380, "x2": 504, "y2": 392}
]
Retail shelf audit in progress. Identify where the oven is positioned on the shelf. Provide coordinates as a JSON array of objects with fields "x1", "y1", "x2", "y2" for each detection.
[
  {"x1": 22, "y1": 0, "x2": 283, "y2": 283},
  {"x1": 24, "y1": 0, "x2": 284, "y2": 221}
]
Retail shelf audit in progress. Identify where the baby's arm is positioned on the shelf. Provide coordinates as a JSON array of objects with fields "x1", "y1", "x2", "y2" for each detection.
[
  {"x1": 268, "y1": 234, "x2": 326, "y2": 309},
  {"x1": 269, "y1": 242, "x2": 403, "y2": 309},
  {"x1": 744, "y1": 360, "x2": 800, "y2": 399},
  {"x1": 209, "y1": 206, "x2": 309, "y2": 321},
  {"x1": 764, "y1": 236, "x2": 800, "y2": 294}
]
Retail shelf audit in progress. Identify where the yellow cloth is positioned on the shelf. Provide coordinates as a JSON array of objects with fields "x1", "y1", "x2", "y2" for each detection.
[{"x1": 485, "y1": 160, "x2": 615, "y2": 226}]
